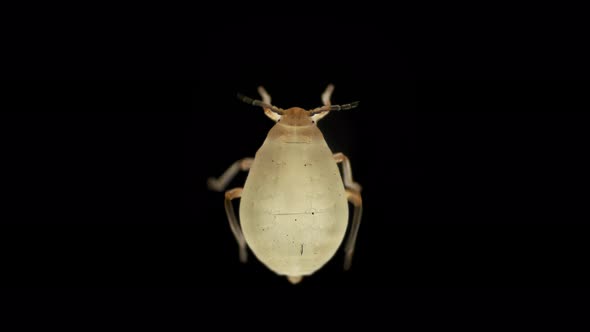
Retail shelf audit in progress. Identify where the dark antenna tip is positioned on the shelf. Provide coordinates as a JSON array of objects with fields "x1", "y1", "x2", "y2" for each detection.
[
  {"x1": 236, "y1": 92, "x2": 284, "y2": 114},
  {"x1": 330, "y1": 101, "x2": 360, "y2": 111},
  {"x1": 351, "y1": 101, "x2": 360, "y2": 108},
  {"x1": 237, "y1": 93, "x2": 254, "y2": 105}
]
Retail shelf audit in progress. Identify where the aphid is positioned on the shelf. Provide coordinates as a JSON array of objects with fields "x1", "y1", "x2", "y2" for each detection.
[{"x1": 207, "y1": 84, "x2": 363, "y2": 284}]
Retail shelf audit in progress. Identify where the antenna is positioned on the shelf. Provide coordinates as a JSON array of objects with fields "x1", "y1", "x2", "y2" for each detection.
[{"x1": 237, "y1": 93, "x2": 284, "y2": 115}]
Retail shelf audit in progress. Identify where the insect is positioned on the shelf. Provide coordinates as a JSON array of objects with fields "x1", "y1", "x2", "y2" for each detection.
[{"x1": 207, "y1": 84, "x2": 363, "y2": 284}]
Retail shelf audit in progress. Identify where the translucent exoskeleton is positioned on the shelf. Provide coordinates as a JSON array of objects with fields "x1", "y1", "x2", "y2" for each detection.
[{"x1": 207, "y1": 85, "x2": 363, "y2": 284}]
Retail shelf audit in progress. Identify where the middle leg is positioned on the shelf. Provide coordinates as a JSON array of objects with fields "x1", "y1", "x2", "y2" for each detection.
[{"x1": 333, "y1": 152, "x2": 362, "y2": 192}]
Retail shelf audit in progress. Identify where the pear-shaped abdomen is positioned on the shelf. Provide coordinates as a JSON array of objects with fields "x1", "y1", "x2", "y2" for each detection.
[{"x1": 240, "y1": 125, "x2": 348, "y2": 277}]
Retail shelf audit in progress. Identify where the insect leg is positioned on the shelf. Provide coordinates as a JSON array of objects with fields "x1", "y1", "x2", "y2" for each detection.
[
  {"x1": 224, "y1": 187, "x2": 248, "y2": 263},
  {"x1": 321, "y1": 83, "x2": 335, "y2": 106},
  {"x1": 344, "y1": 189, "x2": 363, "y2": 271},
  {"x1": 333, "y1": 152, "x2": 362, "y2": 192},
  {"x1": 258, "y1": 86, "x2": 271, "y2": 104},
  {"x1": 207, "y1": 158, "x2": 254, "y2": 192},
  {"x1": 256, "y1": 86, "x2": 283, "y2": 121}
]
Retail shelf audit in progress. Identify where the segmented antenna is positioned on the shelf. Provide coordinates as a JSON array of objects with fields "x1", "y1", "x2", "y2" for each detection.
[
  {"x1": 237, "y1": 93, "x2": 284, "y2": 114},
  {"x1": 329, "y1": 101, "x2": 360, "y2": 111},
  {"x1": 309, "y1": 101, "x2": 360, "y2": 115}
]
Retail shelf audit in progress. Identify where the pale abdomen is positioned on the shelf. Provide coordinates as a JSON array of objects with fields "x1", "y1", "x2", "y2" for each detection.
[{"x1": 240, "y1": 138, "x2": 348, "y2": 276}]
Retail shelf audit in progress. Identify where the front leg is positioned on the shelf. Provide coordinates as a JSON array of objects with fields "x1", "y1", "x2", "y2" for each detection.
[{"x1": 207, "y1": 157, "x2": 253, "y2": 192}]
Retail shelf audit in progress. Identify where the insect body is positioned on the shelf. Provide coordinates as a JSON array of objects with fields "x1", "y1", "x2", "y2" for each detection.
[{"x1": 208, "y1": 85, "x2": 363, "y2": 284}]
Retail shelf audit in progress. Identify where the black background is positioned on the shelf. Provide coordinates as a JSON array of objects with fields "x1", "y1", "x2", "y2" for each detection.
[
  {"x1": 3, "y1": 81, "x2": 589, "y2": 291},
  {"x1": 1, "y1": 20, "x2": 589, "y2": 295}
]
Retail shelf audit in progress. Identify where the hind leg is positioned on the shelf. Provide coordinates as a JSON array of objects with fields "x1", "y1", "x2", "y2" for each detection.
[
  {"x1": 224, "y1": 187, "x2": 248, "y2": 263},
  {"x1": 333, "y1": 152, "x2": 364, "y2": 270},
  {"x1": 344, "y1": 189, "x2": 363, "y2": 270}
]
